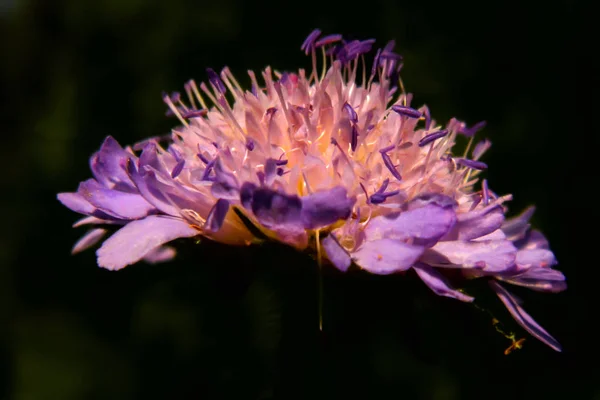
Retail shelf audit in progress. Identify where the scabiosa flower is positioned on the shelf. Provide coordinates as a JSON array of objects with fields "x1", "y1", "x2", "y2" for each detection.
[{"x1": 58, "y1": 29, "x2": 566, "y2": 351}]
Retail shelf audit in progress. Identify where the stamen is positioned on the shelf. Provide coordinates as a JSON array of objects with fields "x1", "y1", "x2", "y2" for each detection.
[
  {"x1": 343, "y1": 102, "x2": 358, "y2": 124},
  {"x1": 418, "y1": 129, "x2": 448, "y2": 147},
  {"x1": 162, "y1": 93, "x2": 189, "y2": 127},
  {"x1": 379, "y1": 147, "x2": 402, "y2": 181},
  {"x1": 301, "y1": 29, "x2": 322, "y2": 55},
  {"x1": 391, "y1": 104, "x2": 422, "y2": 119},
  {"x1": 206, "y1": 68, "x2": 227, "y2": 94},
  {"x1": 457, "y1": 158, "x2": 488, "y2": 170},
  {"x1": 187, "y1": 80, "x2": 208, "y2": 110},
  {"x1": 482, "y1": 179, "x2": 490, "y2": 206},
  {"x1": 171, "y1": 159, "x2": 185, "y2": 179},
  {"x1": 202, "y1": 158, "x2": 216, "y2": 181}
]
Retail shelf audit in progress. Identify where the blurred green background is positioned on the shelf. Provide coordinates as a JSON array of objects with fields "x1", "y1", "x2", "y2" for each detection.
[{"x1": 0, "y1": 0, "x2": 595, "y2": 399}]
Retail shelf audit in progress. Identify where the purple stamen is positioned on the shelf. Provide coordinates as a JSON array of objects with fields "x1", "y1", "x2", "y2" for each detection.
[
  {"x1": 375, "y1": 178, "x2": 390, "y2": 194},
  {"x1": 343, "y1": 102, "x2": 358, "y2": 124},
  {"x1": 265, "y1": 107, "x2": 278, "y2": 117},
  {"x1": 457, "y1": 158, "x2": 488, "y2": 170},
  {"x1": 370, "y1": 190, "x2": 400, "y2": 204},
  {"x1": 301, "y1": 29, "x2": 322, "y2": 54},
  {"x1": 182, "y1": 109, "x2": 207, "y2": 119},
  {"x1": 482, "y1": 179, "x2": 490, "y2": 205},
  {"x1": 168, "y1": 147, "x2": 182, "y2": 161},
  {"x1": 423, "y1": 108, "x2": 432, "y2": 130},
  {"x1": 371, "y1": 48, "x2": 382, "y2": 77},
  {"x1": 206, "y1": 68, "x2": 227, "y2": 94},
  {"x1": 391, "y1": 105, "x2": 422, "y2": 119},
  {"x1": 197, "y1": 153, "x2": 210, "y2": 165},
  {"x1": 379, "y1": 145, "x2": 395, "y2": 154},
  {"x1": 459, "y1": 120, "x2": 487, "y2": 137},
  {"x1": 351, "y1": 125, "x2": 358, "y2": 152},
  {"x1": 256, "y1": 171, "x2": 265, "y2": 185},
  {"x1": 275, "y1": 159, "x2": 288, "y2": 166},
  {"x1": 418, "y1": 130, "x2": 448, "y2": 147},
  {"x1": 380, "y1": 50, "x2": 403, "y2": 62},
  {"x1": 171, "y1": 159, "x2": 185, "y2": 179},
  {"x1": 202, "y1": 159, "x2": 216, "y2": 181},
  {"x1": 379, "y1": 149, "x2": 402, "y2": 181},
  {"x1": 276, "y1": 167, "x2": 285, "y2": 176},
  {"x1": 314, "y1": 34, "x2": 343, "y2": 48},
  {"x1": 170, "y1": 92, "x2": 181, "y2": 103},
  {"x1": 246, "y1": 138, "x2": 255, "y2": 151}
]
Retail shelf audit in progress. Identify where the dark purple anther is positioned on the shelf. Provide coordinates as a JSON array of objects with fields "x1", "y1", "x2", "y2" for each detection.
[
  {"x1": 206, "y1": 68, "x2": 227, "y2": 94},
  {"x1": 379, "y1": 147, "x2": 402, "y2": 181},
  {"x1": 371, "y1": 48, "x2": 382, "y2": 77},
  {"x1": 205, "y1": 199, "x2": 230, "y2": 232},
  {"x1": 457, "y1": 158, "x2": 488, "y2": 170},
  {"x1": 182, "y1": 109, "x2": 207, "y2": 119},
  {"x1": 171, "y1": 159, "x2": 185, "y2": 179},
  {"x1": 482, "y1": 179, "x2": 490, "y2": 206},
  {"x1": 391, "y1": 105, "x2": 422, "y2": 119},
  {"x1": 351, "y1": 125, "x2": 358, "y2": 152},
  {"x1": 275, "y1": 159, "x2": 288, "y2": 166},
  {"x1": 418, "y1": 130, "x2": 448, "y2": 147},
  {"x1": 343, "y1": 102, "x2": 358, "y2": 124},
  {"x1": 370, "y1": 190, "x2": 400, "y2": 204},
  {"x1": 380, "y1": 50, "x2": 403, "y2": 62},
  {"x1": 459, "y1": 120, "x2": 487, "y2": 137},
  {"x1": 315, "y1": 34, "x2": 343, "y2": 48},
  {"x1": 379, "y1": 145, "x2": 395, "y2": 154},
  {"x1": 265, "y1": 107, "x2": 278, "y2": 117},
  {"x1": 423, "y1": 108, "x2": 432, "y2": 130},
  {"x1": 346, "y1": 39, "x2": 376, "y2": 59},
  {"x1": 202, "y1": 159, "x2": 216, "y2": 181},
  {"x1": 197, "y1": 153, "x2": 210, "y2": 165},
  {"x1": 276, "y1": 167, "x2": 284, "y2": 176},
  {"x1": 170, "y1": 92, "x2": 181, "y2": 103},
  {"x1": 246, "y1": 138, "x2": 255, "y2": 151},
  {"x1": 301, "y1": 29, "x2": 322, "y2": 54}
]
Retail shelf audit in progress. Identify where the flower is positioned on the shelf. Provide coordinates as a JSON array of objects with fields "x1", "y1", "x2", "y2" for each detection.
[{"x1": 58, "y1": 29, "x2": 566, "y2": 351}]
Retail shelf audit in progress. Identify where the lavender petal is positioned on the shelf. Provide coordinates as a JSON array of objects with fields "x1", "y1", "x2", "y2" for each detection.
[
  {"x1": 142, "y1": 246, "x2": 177, "y2": 264},
  {"x1": 322, "y1": 234, "x2": 352, "y2": 272},
  {"x1": 205, "y1": 199, "x2": 230, "y2": 232},
  {"x1": 301, "y1": 186, "x2": 356, "y2": 229},
  {"x1": 97, "y1": 216, "x2": 198, "y2": 270},
  {"x1": 490, "y1": 281, "x2": 562, "y2": 352},
  {"x1": 71, "y1": 228, "x2": 107, "y2": 254},
  {"x1": 353, "y1": 238, "x2": 424, "y2": 275},
  {"x1": 426, "y1": 240, "x2": 518, "y2": 273},
  {"x1": 79, "y1": 179, "x2": 156, "y2": 220},
  {"x1": 413, "y1": 263, "x2": 474, "y2": 302}
]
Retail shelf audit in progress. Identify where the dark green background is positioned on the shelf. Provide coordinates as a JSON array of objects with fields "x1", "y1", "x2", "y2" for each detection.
[{"x1": 1, "y1": 0, "x2": 595, "y2": 399}]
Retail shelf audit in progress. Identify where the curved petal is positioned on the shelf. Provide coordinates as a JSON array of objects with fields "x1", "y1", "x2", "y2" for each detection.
[
  {"x1": 57, "y1": 192, "x2": 95, "y2": 215},
  {"x1": 426, "y1": 240, "x2": 517, "y2": 273},
  {"x1": 142, "y1": 246, "x2": 177, "y2": 264},
  {"x1": 301, "y1": 186, "x2": 356, "y2": 229},
  {"x1": 516, "y1": 249, "x2": 557, "y2": 270},
  {"x1": 444, "y1": 204, "x2": 504, "y2": 241},
  {"x1": 413, "y1": 263, "x2": 474, "y2": 302},
  {"x1": 71, "y1": 228, "x2": 107, "y2": 254},
  {"x1": 489, "y1": 281, "x2": 562, "y2": 352},
  {"x1": 353, "y1": 238, "x2": 423, "y2": 275},
  {"x1": 90, "y1": 136, "x2": 136, "y2": 191},
  {"x1": 501, "y1": 206, "x2": 535, "y2": 242},
  {"x1": 364, "y1": 204, "x2": 456, "y2": 247},
  {"x1": 498, "y1": 267, "x2": 566, "y2": 293},
  {"x1": 78, "y1": 180, "x2": 156, "y2": 220},
  {"x1": 322, "y1": 234, "x2": 352, "y2": 272},
  {"x1": 97, "y1": 216, "x2": 198, "y2": 270}
]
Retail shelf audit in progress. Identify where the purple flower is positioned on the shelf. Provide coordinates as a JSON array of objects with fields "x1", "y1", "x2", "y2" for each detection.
[{"x1": 59, "y1": 29, "x2": 566, "y2": 352}]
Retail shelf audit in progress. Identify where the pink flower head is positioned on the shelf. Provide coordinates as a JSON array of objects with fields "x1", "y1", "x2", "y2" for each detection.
[{"x1": 58, "y1": 29, "x2": 566, "y2": 351}]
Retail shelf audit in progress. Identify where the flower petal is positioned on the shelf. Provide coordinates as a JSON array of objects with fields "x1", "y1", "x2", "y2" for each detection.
[
  {"x1": 516, "y1": 249, "x2": 557, "y2": 270},
  {"x1": 413, "y1": 263, "x2": 474, "y2": 302},
  {"x1": 204, "y1": 199, "x2": 230, "y2": 232},
  {"x1": 142, "y1": 246, "x2": 177, "y2": 264},
  {"x1": 322, "y1": 234, "x2": 352, "y2": 272},
  {"x1": 364, "y1": 203, "x2": 456, "y2": 247},
  {"x1": 71, "y1": 228, "x2": 107, "y2": 254},
  {"x1": 445, "y1": 204, "x2": 504, "y2": 241},
  {"x1": 57, "y1": 192, "x2": 95, "y2": 215},
  {"x1": 97, "y1": 216, "x2": 198, "y2": 270},
  {"x1": 353, "y1": 238, "x2": 423, "y2": 275},
  {"x1": 426, "y1": 240, "x2": 517, "y2": 273},
  {"x1": 301, "y1": 186, "x2": 355, "y2": 229},
  {"x1": 498, "y1": 267, "x2": 566, "y2": 293},
  {"x1": 501, "y1": 206, "x2": 536, "y2": 242},
  {"x1": 250, "y1": 188, "x2": 303, "y2": 228},
  {"x1": 489, "y1": 281, "x2": 562, "y2": 352},
  {"x1": 78, "y1": 179, "x2": 156, "y2": 220},
  {"x1": 90, "y1": 136, "x2": 136, "y2": 191}
]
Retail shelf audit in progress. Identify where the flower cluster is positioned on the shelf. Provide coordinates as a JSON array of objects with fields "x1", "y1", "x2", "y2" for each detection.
[{"x1": 58, "y1": 29, "x2": 566, "y2": 351}]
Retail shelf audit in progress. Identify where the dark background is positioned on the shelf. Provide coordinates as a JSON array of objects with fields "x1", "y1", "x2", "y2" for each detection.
[{"x1": 1, "y1": 0, "x2": 596, "y2": 399}]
